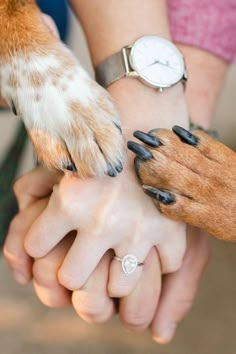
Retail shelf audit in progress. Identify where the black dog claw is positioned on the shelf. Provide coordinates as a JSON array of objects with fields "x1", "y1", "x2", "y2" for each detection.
[
  {"x1": 127, "y1": 141, "x2": 153, "y2": 160},
  {"x1": 115, "y1": 161, "x2": 123, "y2": 173},
  {"x1": 10, "y1": 100, "x2": 17, "y2": 116},
  {"x1": 133, "y1": 130, "x2": 162, "y2": 147},
  {"x1": 114, "y1": 122, "x2": 122, "y2": 134},
  {"x1": 65, "y1": 163, "x2": 77, "y2": 172},
  {"x1": 143, "y1": 185, "x2": 175, "y2": 205},
  {"x1": 172, "y1": 125, "x2": 198, "y2": 146},
  {"x1": 107, "y1": 163, "x2": 118, "y2": 177}
]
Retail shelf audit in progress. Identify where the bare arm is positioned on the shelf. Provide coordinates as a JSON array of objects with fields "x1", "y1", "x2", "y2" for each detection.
[
  {"x1": 69, "y1": 0, "x2": 171, "y2": 66},
  {"x1": 178, "y1": 45, "x2": 228, "y2": 128},
  {"x1": 69, "y1": 0, "x2": 188, "y2": 144}
]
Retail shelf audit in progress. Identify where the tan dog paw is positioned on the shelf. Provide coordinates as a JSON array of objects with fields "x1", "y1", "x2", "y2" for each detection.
[
  {"x1": 128, "y1": 127, "x2": 236, "y2": 242},
  {"x1": 0, "y1": 1, "x2": 125, "y2": 177}
]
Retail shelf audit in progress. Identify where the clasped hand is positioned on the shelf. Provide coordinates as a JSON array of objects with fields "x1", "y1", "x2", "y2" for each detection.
[{"x1": 4, "y1": 166, "x2": 209, "y2": 344}]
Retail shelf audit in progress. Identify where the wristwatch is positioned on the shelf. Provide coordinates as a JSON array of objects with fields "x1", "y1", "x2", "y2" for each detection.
[{"x1": 95, "y1": 35, "x2": 187, "y2": 91}]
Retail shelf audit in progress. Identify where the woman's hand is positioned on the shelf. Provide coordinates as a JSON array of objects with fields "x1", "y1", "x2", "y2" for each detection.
[
  {"x1": 4, "y1": 171, "x2": 210, "y2": 343},
  {"x1": 22, "y1": 167, "x2": 186, "y2": 297},
  {"x1": 4, "y1": 167, "x2": 209, "y2": 344}
]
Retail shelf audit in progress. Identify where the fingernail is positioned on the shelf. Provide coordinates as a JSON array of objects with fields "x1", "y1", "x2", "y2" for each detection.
[
  {"x1": 13, "y1": 271, "x2": 28, "y2": 285},
  {"x1": 172, "y1": 125, "x2": 198, "y2": 146},
  {"x1": 153, "y1": 323, "x2": 177, "y2": 344},
  {"x1": 143, "y1": 185, "x2": 175, "y2": 204},
  {"x1": 127, "y1": 141, "x2": 153, "y2": 160},
  {"x1": 65, "y1": 163, "x2": 77, "y2": 172},
  {"x1": 133, "y1": 130, "x2": 162, "y2": 147}
]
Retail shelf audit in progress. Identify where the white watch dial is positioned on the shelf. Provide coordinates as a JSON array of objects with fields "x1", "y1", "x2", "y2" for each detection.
[{"x1": 129, "y1": 36, "x2": 185, "y2": 88}]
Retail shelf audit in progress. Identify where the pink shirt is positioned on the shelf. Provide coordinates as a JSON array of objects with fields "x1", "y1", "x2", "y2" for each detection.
[{"x1": 168, "y1": 0, "x2": 236, "y2": 63}]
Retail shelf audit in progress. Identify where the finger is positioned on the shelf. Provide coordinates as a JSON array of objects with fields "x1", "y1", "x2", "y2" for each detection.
[
  {"x1": 3, "y1": 198, "x2": 48, "y2": 284},
  {"x1": 108, "y1": 242, "x2": 151, "y2": 297},
  {"x1": 58, "y1": 231, "x2": 108, "y2": 290},
  {"x1": 119, "y1": 247, "x2": 161, "y2": 331},
  {"x1": 24, "y1": 189, "x2": 73, "y2": 258},
  {"x1": 33, "y1": 233, "x2": 75, "y2": 308},
  {"x1": 151, "y1": 227, "x2": 210, "y2": 344},
  {"x1": 72, "y1": 251, "x2": 116, "y2": 323},
  {"x1": 156, "y1": 224, "x2": 186, "y2": 274},
  {"x1": 14, "y1": 166, "x2": 61, "y2": 211}
]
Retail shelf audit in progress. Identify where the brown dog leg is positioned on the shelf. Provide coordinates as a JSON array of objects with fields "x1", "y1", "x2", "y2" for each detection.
[{"x1": 128, "y1": 127, "x2": 236, "y2": 242}]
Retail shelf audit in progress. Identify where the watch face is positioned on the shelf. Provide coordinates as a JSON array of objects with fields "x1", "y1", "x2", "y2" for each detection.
[{"x1": 129, "y1": 36, "x2": 185, "y2": 88}]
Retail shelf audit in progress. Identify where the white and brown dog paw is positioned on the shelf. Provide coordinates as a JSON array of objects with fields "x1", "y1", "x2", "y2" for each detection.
[
  {"x1": 128, "y1": 126, "x2": 236, "y2": 242},
  {"x1": 0, "y1": 0, "x2": 125, "y2": 177}
]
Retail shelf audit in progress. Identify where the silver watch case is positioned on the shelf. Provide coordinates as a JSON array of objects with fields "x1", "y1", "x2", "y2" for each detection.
[{"x1": 122, "y1": 36, "x2": 187, "y2": 91}]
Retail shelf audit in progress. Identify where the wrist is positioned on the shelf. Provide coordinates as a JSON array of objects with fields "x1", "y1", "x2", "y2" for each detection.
[
  {"x1": 177, "y1": 45, "x2": 228, "y2": 129},
  {"x1": 107, "y1": 79, "x2": 189, "y2": 140}
]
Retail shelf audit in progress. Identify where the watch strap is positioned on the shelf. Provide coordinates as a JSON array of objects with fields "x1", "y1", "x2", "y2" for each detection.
[{"x1": 95, "y1": 51, "x2": 127, "y2": 88}]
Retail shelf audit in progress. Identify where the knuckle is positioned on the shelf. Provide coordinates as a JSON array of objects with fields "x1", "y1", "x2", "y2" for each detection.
[
  {"x1": 8, "y1": 214, "x2": 23, "y2": 234},
  {"x1": 2, "y1": 243, "x2": 20, "y2": 267},
  {"x1": 57, "y1": 269, "x2": 80, "y2": 291},
  {"x1": 73, "y1": 294, "x2": 107, "y2": 322},
  {"x1": 178, "y1": 296, "x2": 194, "y2": 316},
  {"x1": 162, "y1": 258, "x2": 183, "y2": 274},
  {"x1": 33, "y1": 259, "x2": 59, "y2": 288},
  {"x1": 13, "y1": 176, "x2": 26, "y2": 198},
  {"x1": 108, "y1": 283, "x2": 131, "y2": 298},
  {"x1": 3, "y1": 218, "x2": 26, "y2": 265},
  {"x1": 34, "y1": 286, "x2": 70, "y2": 309},
  {"x1": 122, "y1": 311, "x2": 150, "y2": 331}
]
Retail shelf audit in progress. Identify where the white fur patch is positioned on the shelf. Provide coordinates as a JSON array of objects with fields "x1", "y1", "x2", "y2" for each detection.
[
  {"x1": 0, "y1": 45, "x2": 95, "y2": 132},
  {"x1": 0, "y1": 41, "x2": 124, "y2": 176}
]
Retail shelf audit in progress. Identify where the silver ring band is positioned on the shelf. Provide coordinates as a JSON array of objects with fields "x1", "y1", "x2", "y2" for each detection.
[{"x1": 114, "y1": 254, "x2": 144, "y2": 275}]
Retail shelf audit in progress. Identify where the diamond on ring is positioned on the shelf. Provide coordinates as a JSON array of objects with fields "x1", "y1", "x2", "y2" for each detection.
[{"x1": 114, "y1": 254, "x2": 144, "y2": 275}]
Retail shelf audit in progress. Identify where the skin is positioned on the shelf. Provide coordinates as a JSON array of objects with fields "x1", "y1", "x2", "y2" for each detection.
[{"x1": 3, "y1": 2, "x2": 229, "y2": 345}]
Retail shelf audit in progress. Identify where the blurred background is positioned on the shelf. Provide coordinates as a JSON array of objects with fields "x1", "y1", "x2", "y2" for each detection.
[{"x1": 1, "y1": 6, "x2": 236, "y2": 354}]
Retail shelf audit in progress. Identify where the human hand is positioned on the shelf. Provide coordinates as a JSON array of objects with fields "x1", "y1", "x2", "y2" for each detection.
[
  {"x1": 4, "y1": 160, "x2": 186, "y2": 300},
  {"x1": 118, "y1": 226, "x2": 209, "y2": 344},
  {"x1": 3, "y1": 166, "x2": 116, "y2": 317},
  {"x1": 3, "y1": 167, "x2": 210, "y2": 342},
  {"x1": 20, "y1": 165, "x2": 186, "y2": 299}
]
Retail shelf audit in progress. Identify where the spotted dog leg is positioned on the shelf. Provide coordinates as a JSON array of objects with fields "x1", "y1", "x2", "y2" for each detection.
[
  {"x1": 0, "y1": 0, "x2": 125, "y2": 178},
  {"x1": 128, "y1": 126, "x2": 236, "y2": 242}
]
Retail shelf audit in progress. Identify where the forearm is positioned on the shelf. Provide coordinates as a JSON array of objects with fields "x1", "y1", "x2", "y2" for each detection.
[
  {"x1": 178, "y1": 45, "x2": 228, "y2": 129},
  {"x1": 69, "y1": 0, "x2": 188, "y2": 141},
  {"x1": 69, "y1": 1, "x2": 228, "y2": 138},
  {"x1": 69, "y1": 0, "x2": 170, "y2": 66}
]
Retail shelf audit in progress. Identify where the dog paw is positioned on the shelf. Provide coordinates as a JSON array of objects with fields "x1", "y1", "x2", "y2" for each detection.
[
  {"x1": 128, "y1": 127, "x2": 236, "y2": 241},
  {"x1": 0, "y1": 12, "x2": 125, "y2": 177}
]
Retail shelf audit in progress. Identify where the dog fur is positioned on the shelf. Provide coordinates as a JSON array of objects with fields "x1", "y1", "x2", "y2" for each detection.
[{"x1": 0, "y1": 0, "x2": 125, "y2": 177}]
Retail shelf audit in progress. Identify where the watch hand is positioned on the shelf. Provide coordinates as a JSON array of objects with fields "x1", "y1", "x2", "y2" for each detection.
[{"x1": 147, "y1": 60, "x2": 174, "y2": 69}]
